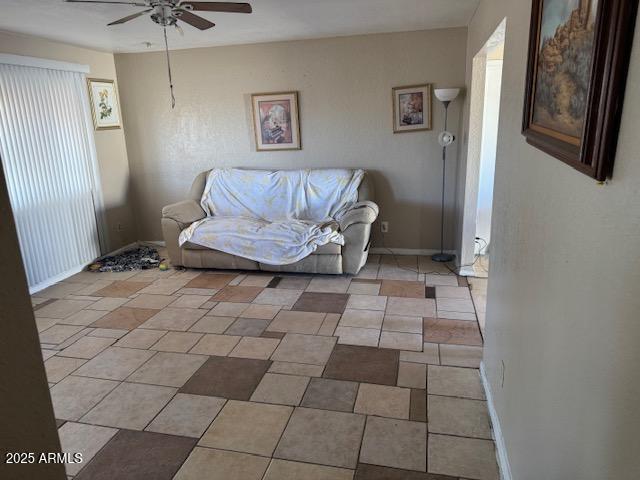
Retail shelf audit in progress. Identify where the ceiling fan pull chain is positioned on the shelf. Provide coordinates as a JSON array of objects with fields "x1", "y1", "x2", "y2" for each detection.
[{"x1": 163, "y1": 25, "x2": 176, "y2": 109}]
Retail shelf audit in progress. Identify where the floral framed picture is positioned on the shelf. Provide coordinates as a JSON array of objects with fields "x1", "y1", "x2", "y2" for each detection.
[
  {"x1": 87, "y1": 78, "x2": 121, "y2": 130},
  {"x1": 392, "y1": 84, "x2": 432, "y2": 133},
  {"x1": 251, "y1": 91, "x2": 301, "y2": 151}
]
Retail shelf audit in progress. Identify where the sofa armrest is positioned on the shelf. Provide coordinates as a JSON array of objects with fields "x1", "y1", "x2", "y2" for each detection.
[
  {"x1": 338, "y1": 201, "x2": 379, "y2": 231},
  {"x1": 162, "y1": 200, "x2": 206, "y2": 228}
]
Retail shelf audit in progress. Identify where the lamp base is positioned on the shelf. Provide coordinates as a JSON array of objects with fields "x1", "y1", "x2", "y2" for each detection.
[{"x1": 431, "y1": 253, "x2": 455, "y2": 263}]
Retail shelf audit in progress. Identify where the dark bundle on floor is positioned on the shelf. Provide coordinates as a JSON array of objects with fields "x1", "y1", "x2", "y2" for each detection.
[{"x1": 89, "y1": 245, "x2": 161, "y2": 272}]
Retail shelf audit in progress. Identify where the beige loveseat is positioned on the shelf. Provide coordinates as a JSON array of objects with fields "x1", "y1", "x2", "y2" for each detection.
[{"x1": 161, "y1": 169, "x2": 378, "y2": 275}]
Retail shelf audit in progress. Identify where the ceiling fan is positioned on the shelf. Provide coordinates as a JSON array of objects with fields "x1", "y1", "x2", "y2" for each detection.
[{"x1": 65, "y1": 1, "x2": 253, "y2": 107}]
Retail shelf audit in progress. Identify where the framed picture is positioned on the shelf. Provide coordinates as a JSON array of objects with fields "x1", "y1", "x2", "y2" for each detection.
[
  {"x1": 392, "y1": 84, "x2": 432, "y2": 133},
  {"x1": 87, "y1": 78, "x2": 121, "y2": 130},
  {"x1": 251, "y1": 91, "x2": 301, "y2": 151},
  {"x1": 522, "y1": 0, "x2": 638, "y2": 181}
]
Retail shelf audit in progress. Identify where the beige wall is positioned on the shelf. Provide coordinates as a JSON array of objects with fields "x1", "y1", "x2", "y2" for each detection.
[
  {"x1": 114, "y1": 28, "x2": 467, "y2": 248},
  {"x1": 0, "y1": 30, "x2": 135, "y2": 252},
  {"x1": 459, "y1": 1, "x2": 640, "y2": 478}
]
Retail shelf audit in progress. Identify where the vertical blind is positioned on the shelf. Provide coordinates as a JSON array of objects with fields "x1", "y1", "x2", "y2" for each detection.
[{"x1": 0, "y1": 62, "x2": 102, "y2": 289}]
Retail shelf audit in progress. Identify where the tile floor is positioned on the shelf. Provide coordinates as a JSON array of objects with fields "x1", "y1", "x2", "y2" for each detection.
[{"x1": 34, "y1": 253, "x2": 497, "y2": 480}]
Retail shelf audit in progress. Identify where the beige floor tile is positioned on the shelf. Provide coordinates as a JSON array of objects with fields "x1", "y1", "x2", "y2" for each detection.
[
  {"x1": 55, "y1": 328, "x2": 92, "y2": 350},
  {"x1": 439, "y1": 344, "x2": 483, "y2": 368},
  {"x1": 253, "y1": 288, "x2": 303, "y2": 307},
  {"x1": 174, "y1": 447, "x2": 269, "y2": 480},
  {"x1": 169, "y1": 295, "x2": 212, "y2": 309},
  {"x1": 428, "y1": 395, "x2": 492, "y2": 439},
  {"x1": 146, "y1": 393, "x2": 226, "y2": 438},
  {"x1": 81, "y1": 381, "x2": 176, "y2": 430},
  {"x1": 138, "y1": 278, "x2": 190, "y2": 295},
  {"x1": 346, "y1": 294, "x2": 387, "y2": 311},
  {"x1": 59, "y1": 309, "x2": 108, "y2": 326},
  {"x1": 239, "y1": 274, "x2": 274, "y2": 287},
  {"x1": 437, "y1": 297, "x2": 476, "y2": 313},
  {"x1": 306, "y1": 276, "x2": 351, "y2": 293},
  {"x1": 347, "y1": 282, "x2": 380, "y2": 295},
  {"x1": 360, "y1": 416, "x2": 427, "y2": 471},
  {"x1": 379, "y1": 331, "x2": 423, "y2": 351},
  {"x1": 127, "y1": 351, "x2": 208, "y2": 387},
  {"x1": 124, "y1": 294, "x2": 177, "y2": 309},
  {"x1": 382, "y1": 315, "x2": 423, "y2": 334},
  {"x1": 241, "y1": 303, "x2": 281, "y2": 319},
  {"x1": 45, "y1": 356, "x2": 87, "y2": 383},
  {"x1": 94, "y1": 280, "x2": 150, "y2": 298},
  {"x1": 177, "y1": 287, "x2": 219, "y2": 296},
  {"x1": 36, "y1": 317, "x2": 59, "y2": 332},
  {"x1": 377, "y1": 265, "x2": 418, "y2": 281},
  {"x1": 250, "y1": 372, "x2": 310, "y2": 405},
  {"x1": 115, "y1": 329, "x2": 167, "y2": 349},
  {"x1": 424, "y1": 274, "x2": 458, "y2": 286},
  {"x1": 317, "y1": 313, "x2": 341, "y2": 336},
  {"x1": 267, "y1": 310, "x2": 325, "y2": 334},
  {"x1": 354, "y1": 383, "x2": 410, "y2": 419},
  {"x1": 427, "y1": 365, "x2": 485, "y2": 400},
  {"x1": 139, "y1": 307, "x2": 206, "y2": 331},
  {"x1": 339, "y1": 309, "x2": 384, "y2": 329},
  {"x1": 428, "y1": 434, "x2": 498, "y2": 480},
  {"x1": 268, "y1": 362, "x2": 325, "y2": 377},
  {"x1": 200, "y1": 400, "x2": 292, "y2": 456},
  {"x1": 436, "y1": 310, "x2": 478, "y2": 321},
  {"x1": 274, "y1": 407, "x2": 365, "y2": 469},
  {"x1": 435, "y1": 286, "x2": 472, "y2": 299},
  {"x1": 335, "y1": 326, "x2": 380, "y2": 347},
  {"x1": 74, "y1": 347, "x2": 156, "y2": 380},
  {"x1": 35, "y1": 299, "x2": 93, "y2": 319},
  {"x1": 386, "y1": 297, "x2": 436, "y2": 317},
  {"x1": 271, "y1": 333, "x2": 337, "y2": 365},
  {"x1": 397, "y1": 361, "x2": 427, "y2": 389},
  {"x1": 58, "y1": 421, "x2": 118, "y2": 476},
  {"x1": 88, "y1": 328, "x2": 129, "y2": 339},
  {"x1": 150, "y1": 332, "x2": 203, "y2": 353},
  {"x1": 71, "y1": 280, "x2": 114, "y2": 296},
  {"x1": 399, "y1": 343, "x2": 440, "y2": 364},
  {"x1": 189, "y1": 315, "x2": 235, "y2": 334},
  {"x1": 264, "y1": 459, "x2": 354, "y2": 480},
  {"x1": 209, "y1": 301, "x2": 249, "y2": 317},
  {"x1": 86, "y1": 297, "x2": 129, "y2": 311},
  {"x1": 190, "y1": 334, "x2": 241, "y2": 356},
  {"x1": 50, "y1": 375, "x2": 119, "y2": 420},
  {"x1": 41, "y1": 349, "x2": 57, "y2": 361},
  {"x1": 229, "y1": 337, "x2": 280, "y2": 360},
  {"x1": 39, "y1": 325, "x2": 84, "y2": 345},
  {"x1": 35, "y1": 282, "x2": 87, "y2": 299},
  {"x1": 355, "y1": 264, "x2": 379, "y2": 279},
  {"x1": 58, "y1": 336, "x2": 115, "y2": 359}
]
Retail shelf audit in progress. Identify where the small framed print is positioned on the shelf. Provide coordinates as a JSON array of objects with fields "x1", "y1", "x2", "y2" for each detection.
[
  {"x1": 87, "y1": 78, "x2": 121, "y2": 130},
  {"x1": 392, "y1": 84, "x2": 432, "y2": 133},
  {"x1": 251, "y1": 91, "x2": 301, "y2": 151}
]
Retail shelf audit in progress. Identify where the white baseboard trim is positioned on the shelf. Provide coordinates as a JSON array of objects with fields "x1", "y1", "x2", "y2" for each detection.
[
  {"x1": 458, "y1": 265, "x2": 477, "y2": 277},
  {"x1": 369, "y1": 247, "x2": 456, "y2": 256},
  {"x1": 480, "y1": 361, "x2": 513, "y2": 480}
]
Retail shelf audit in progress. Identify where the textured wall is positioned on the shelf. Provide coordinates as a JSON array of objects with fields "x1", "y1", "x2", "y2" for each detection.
[
  {"x1": 114, "y1": 28, "x2": 467, "y2": 249},
  {"x1": 460, "y1": 1, "x2": 640, "y2": 478},
  {"x1": 0, "y1": 31, "x2": 135, "y2": 252}
]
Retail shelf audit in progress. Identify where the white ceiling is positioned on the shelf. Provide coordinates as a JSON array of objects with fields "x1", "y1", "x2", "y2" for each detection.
[{"x1": 0, "y1": 0, "x2": 479, "y2": 53}]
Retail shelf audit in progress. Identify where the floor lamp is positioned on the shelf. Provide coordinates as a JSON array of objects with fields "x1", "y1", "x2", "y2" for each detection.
[{"x1": 432, "y1": 88, "x2": 460, "y2": 263}]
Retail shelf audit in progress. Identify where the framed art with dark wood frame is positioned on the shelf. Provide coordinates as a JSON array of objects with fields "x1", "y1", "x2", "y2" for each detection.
[
  {"x1": 392, "y1": 84, "x2": 432, "y2": 133},
  {"x1": 251, "y1": 91, "x2": 301, "y2": 151},
  {"x1": 522, "y1": 0, "x2": 638, "y2": 181}
]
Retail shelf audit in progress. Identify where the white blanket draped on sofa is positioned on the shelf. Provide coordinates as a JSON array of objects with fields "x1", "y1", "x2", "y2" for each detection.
[{"x1": 178, "y1": 168, "x2": 364, "y2": 265}]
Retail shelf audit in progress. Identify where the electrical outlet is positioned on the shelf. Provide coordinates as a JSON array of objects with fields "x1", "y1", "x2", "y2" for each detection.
[
  {"x1": 381, "y1": 221, "x2": 389, "y2": 233},
  {"x1": 116, "y1": 223, "x2": 125, "y2": 232}
]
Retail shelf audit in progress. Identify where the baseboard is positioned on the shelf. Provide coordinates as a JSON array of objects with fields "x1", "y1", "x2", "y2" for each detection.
[
  {"x1": 458, "y1": 265, "x2": 477, "y2": 277},
  {"x1": 480, "y1": 361, "x2": 513, "y2": 480},
  {"x1": 96, "y1": 241, "x2": 138, "y2": 260},
  {"x1": 369, "y1": 247, "x2": 456, "y2": 256},
  {"x1": 141, "y1": 240, "x2": 166, "y2": 247}
]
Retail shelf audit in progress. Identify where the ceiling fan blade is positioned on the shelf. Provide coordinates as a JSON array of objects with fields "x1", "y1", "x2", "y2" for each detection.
[
  {"x1": 107, "y1": 8, "x2": 152, "y2": 26},
  {"x1": 180, "y1": 2, "x2": 252, "y2": 13},
  {"x1": 176, "y1": 10, "x2": 215, "y2": 30},
  {"x1": 65, "y1": 0, "x2": 148, "y2": 5}
]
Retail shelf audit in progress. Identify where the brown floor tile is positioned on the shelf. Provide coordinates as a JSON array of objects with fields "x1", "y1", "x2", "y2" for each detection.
[
  {"x1": 74, "y1": 430, "x2": 196, "y2": 480},
  {"x1": 94, "y1": 281, "x2": 150, "y2": 298},
  {"x1": 179, "y1": 356, "x2": 271, "y2": 400},
  {"x1": 380, "y1": 280, "x2": 426, "y2": 299},
  {"x1": 428, "y1": 434, "x2": 499, "y2": 480},
  {"x1": 355, "y1": 464, "x2": 456, "y2": 480},
  {"x1": 354, "y1": 383, "x2": 410, "y2": 419},
  {"x1": 266, "y1": 277, "x2": 282, "y2": 288},
  {"x1": 291, "y1": 292, "x2": 349, "y2": 314},
  {"x1": 457, "y1": 276, "x2": 469, "y2": 287},
  {"x1": 212, "y1": 286, "x2": 263, "y2": 303},
  {"x1": 185, "y1": 273, "x2": 237, "y2": 289},
  {"x1": 360, "y1": 416, "x2": 427, "y2": 471},
  {"x1": 174, "y1": 447, "x2": 269, "y2": 480},
  {"x1": 423, "y1": 318, "x2": 483, "y2": 346},
  {"x1": 410, "y1": 389, "x2": 427, "y2": 422},
  {"x1": 261, "y1": 331, "x2": 286, "y2": 339},
  {"x1": 91, "y1": 307, "x2": 159, "y2": 330},
  {"x1": 425, "y1": 286, "x2": 436, "y2": 299},
  {"x1": 301, "y1": 377, "x2": 359, "y2": 412},
  {"x1": 323, "y1": 344, "x2": 399, "y2": 386},
  {"x1": 225, "y1": 318, "x2": 270, "y2": 337}
]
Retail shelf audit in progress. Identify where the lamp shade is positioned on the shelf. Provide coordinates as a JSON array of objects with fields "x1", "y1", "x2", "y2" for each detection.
[{"x1": 434, "y1": 88, "x2": 460, "y2": 103}]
